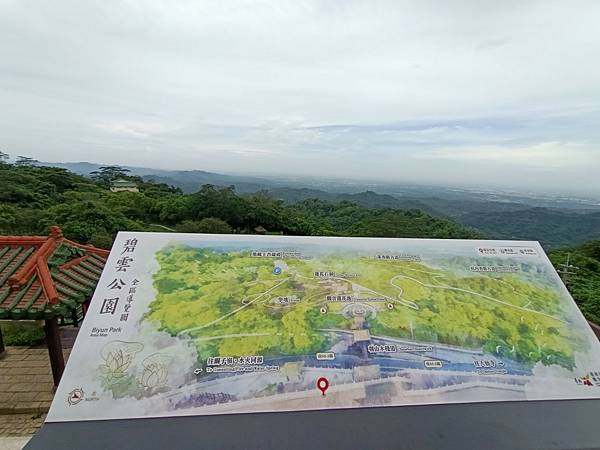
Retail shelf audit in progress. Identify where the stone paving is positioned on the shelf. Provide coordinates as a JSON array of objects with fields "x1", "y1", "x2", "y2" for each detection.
[
  {"x1": 0, "y1": 413, "x2": 45, "y2": 450},
  {"x1": 0, "y1": 413, "x2": 45, "y2": 437},
  {"x1": 0, "y1": 327, "x2": 77, "y2": 444},
  {"x1": 0, "y1": 346, "x2": 71, "y2": 415}
]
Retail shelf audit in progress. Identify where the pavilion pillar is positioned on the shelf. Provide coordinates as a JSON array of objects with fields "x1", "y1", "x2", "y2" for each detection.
[
  {"x1": 589, "y1": 321, "x2": 600, "y2": 341},
  {"x1": 44, "y1": 318, "x2": 65, "y2": 388},
  {"x1": 0, "y1": 325, "x2": 5, "y2": 357},
  {"x1": 82, "y1": 297, "x2": 91, "y2": 317}
]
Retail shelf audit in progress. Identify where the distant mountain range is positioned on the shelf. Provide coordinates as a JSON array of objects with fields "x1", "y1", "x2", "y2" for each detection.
[
  {"x1": 42, "y1": 161, "x2": 600, "y2": 248},
  {"x1": 44, "y1": 161, "x2": 277, "y2": 193}
]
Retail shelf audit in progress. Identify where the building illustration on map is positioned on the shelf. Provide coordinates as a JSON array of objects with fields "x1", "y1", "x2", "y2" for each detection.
[{"x1": 47, "y1": 233, "x2": 600, "y2": 422}]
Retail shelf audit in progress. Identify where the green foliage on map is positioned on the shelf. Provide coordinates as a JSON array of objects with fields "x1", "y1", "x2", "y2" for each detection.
[{"x1": 148, "y1": 245, "x2": 583, "y2": 370}]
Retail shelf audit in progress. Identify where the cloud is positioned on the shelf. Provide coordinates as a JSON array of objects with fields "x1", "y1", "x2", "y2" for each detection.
[
  {"x1": 0, "y1": 0, "x2": 599, "y2": 194},
  {"x1": 94, "y1": 121, "x2": 171, "y2": 139},
  {"x1": 418, "y1": 142, "x2": 599, "y2": 170},
  {"x1": 475, "y1": 36, "x2": 512, "y2": 51}
]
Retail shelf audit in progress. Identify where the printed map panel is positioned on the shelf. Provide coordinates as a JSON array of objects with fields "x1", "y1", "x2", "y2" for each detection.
[{"x1": 47, "y1": 233, "x2": 600, "y2": 421}]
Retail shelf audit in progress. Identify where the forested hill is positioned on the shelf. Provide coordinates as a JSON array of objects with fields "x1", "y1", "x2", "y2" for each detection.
[
  {"x1": 458, "y1": 207, "x2": 600, "y2": 248},
  {"x1": 548, "y1": 241, "x2": 600, "y2": 324},
  {"x1": 0, "y1": 163, "x2": 482, "y2": 248},
  {"x1": 41, "y1": 161, "x2": 600, "y2": 248},
  {"x1": 1, "y1": 162, "x2": 598, "y2": 325}
]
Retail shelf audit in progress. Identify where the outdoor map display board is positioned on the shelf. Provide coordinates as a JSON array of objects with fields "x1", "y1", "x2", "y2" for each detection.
[{"x1": 47, "y1": 233, "x2": 600, "y2": 422}]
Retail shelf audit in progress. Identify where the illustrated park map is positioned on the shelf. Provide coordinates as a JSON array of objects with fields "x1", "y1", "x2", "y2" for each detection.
[{"x1": 47, "y1": 233, "x2": 600, "y2": 421}]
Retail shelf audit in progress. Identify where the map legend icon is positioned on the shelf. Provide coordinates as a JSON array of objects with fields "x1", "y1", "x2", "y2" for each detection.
[{"x1": 317, "y1": 377, "x2": 329, "y2": 396}]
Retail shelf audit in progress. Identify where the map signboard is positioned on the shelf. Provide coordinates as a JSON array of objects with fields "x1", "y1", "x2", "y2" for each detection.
[{"x1": 47, "y1": 233, "x2": 600, "y2": 422}]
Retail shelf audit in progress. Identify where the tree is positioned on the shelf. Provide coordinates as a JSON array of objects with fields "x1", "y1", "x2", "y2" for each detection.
[
  {"x1": 38, "y1": 200, "x2": 144, "y2": 245},
  {"x1": 15, "y1": 156, "x2": 39, "y2": 166},
  {"x1": 90, "y1": 165, "x2": 131, "y2": 183},
  {"x1": 549, "y1": 242, "x2": 600, "y2": 324},
  {"x1": 190, "y1": 185, "x2": 247, "y2": 228},
  {"x1": 244, "y1": 191, "x2": 283, "y2": 230},
  {"x1": 157, "y1": 196, "x2": 193, "y2": 223},
  {"x1": 176, "y1": 218, "x2": 232, "y2": 234},
  {"x1": 0, "y1": 151, "x2": 9, "y2": 164}
]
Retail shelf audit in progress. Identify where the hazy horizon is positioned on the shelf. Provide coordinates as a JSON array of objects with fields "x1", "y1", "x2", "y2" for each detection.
[
  {"x1": 21, "y1": 158, "x2": 598, "y2": 200},
  {"x1": 1, "y1": 1, "x2": 599, "y2": 194}
]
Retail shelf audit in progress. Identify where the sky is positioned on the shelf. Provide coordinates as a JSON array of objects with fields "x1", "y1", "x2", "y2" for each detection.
[{"x1": 1, "y1": 0, "x2": 599, "y2": 195}]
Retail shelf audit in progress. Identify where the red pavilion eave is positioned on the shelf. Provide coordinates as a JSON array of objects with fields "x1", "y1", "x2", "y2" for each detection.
[{"x1": 0, "y1": 226, "x2": 109, "y2": 320}]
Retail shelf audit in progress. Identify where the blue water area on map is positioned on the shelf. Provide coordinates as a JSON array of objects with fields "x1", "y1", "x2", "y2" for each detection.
[
  {"x1": 200, "y1": 349, "x2": 532, "y2": 386},
  {"x1": 262, "y1": 354, "x2": 531, "y2": 376}
]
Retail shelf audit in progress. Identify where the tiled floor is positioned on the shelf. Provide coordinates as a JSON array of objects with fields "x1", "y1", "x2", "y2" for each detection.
[
  {"x1": 0, "y1": 414, "x2": 44, "y2": 450},
  {"x1": 0, "y1": 413, "x2": 45, "y2": 437},
  {"x1": 0, "y1": 346, "x2": 71, "y2": 415},
  {"x1": 0, "y1": 327, "x2": 76, "y2": 444}
]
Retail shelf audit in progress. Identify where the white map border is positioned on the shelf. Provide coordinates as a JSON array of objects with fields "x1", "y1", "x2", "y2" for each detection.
[{"x1": 46, "y1": 233, "x2": 600, "y2": 422}]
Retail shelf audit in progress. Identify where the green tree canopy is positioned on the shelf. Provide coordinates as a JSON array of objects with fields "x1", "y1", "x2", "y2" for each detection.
[
  {"x1": 176, "y1": 218, "x2": 232, "y2": 234},
  {"x1": 15, "y1": 156, "x2": 39, "y2": 166},
  {"x1": 90, "y1": 165, "x2": 132, "y2": 183}
]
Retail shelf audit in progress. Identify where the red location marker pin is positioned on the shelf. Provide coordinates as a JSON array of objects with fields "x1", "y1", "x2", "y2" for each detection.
[{"x1": 317, "y1": 377, "x2": 329, "y2": 396}]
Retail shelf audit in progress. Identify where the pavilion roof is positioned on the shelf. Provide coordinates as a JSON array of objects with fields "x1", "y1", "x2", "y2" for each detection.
[
  {"x1": 0, "y1": 227, "x2": 109, "y2": 320},
  {"x1": 111, "y1": 179, "x2": 137, "y2": 186}
]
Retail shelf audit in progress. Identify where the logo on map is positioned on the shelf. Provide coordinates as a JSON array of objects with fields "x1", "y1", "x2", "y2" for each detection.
[
  {"x1": 67, "y1": 388, "x2": 84, "y2": 405},
  {"x1": 574, "y1": 371, "x2": 600, "y2": 387}
]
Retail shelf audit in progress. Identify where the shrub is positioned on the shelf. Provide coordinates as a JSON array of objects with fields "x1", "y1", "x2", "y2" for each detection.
[{"x1": 1, "y1": 321, "x2": 45, "y2": 346}]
